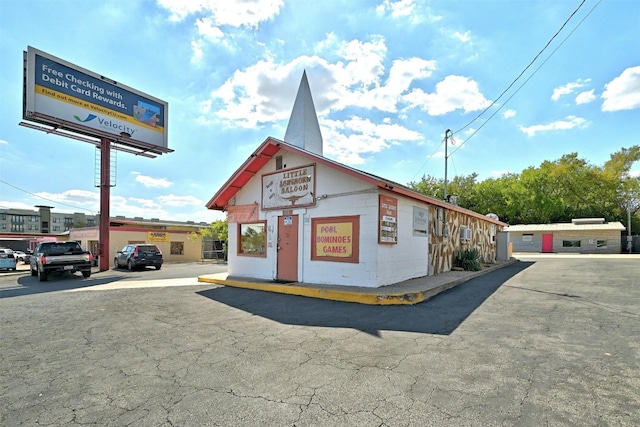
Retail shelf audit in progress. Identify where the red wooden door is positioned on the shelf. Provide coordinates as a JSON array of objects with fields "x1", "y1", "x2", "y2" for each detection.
[
  {"x1": 277, "y1": 215, "x2": 298, "y2": 282},
  {"x1": 542, "y1": 234, "x2": 553, "y2": 253}
]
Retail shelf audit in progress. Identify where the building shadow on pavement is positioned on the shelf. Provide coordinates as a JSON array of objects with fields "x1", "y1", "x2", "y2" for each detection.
[
  {"x1": 197, "y1": 261, "x2": 534, "y2": 336},
  {"x1": 1, "y1": 271, "x2": 126, "y2": 299}
]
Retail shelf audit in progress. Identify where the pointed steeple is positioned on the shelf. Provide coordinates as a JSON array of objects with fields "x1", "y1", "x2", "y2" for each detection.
[{"x1": 284, "y1": 70, "x2": 323, "y2": 156}]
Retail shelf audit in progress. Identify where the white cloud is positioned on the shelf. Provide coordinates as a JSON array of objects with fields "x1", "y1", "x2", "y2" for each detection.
[
  {"x1": 191, "y1": 39, "x2": 205, "y2": 64},
  {"x1": 601, "y1": 66, "x2": 640, "y2": 112},
  {"x1": 322, "y1": 116, "x2": 422, "y2": 164},
  {"x1": 157, "y1": 0, "x2": 284, "y2": 27},
  {"x1": 19, "y1": 190, "x2": 101, "y2": 214},
  {"x1": 502, "y1": 109, "x2": 516, "y2": 119},
  {"x1": 491, "y1": 170, "x2": 510, "y2": 177},
  {"x1": 403, "y1": 75, "x2": 491, "y2": 116},
  {"x1": 0, "y1": 200, "x2": 40, "y2": 210},
  {"x1": 0, "y1": 139, "x2": 8, "y2": 144},
  {"x1": 452, "y1": 31, "x2": 471, "y2": 43},
  {"x1": 210, "y1": 36, "x2": 437, "y2": 124},
  {"x1": 157, "y1": 194, "x2": 203, "y2": 207},
  {"x1": 195, "y1": 17, "x2": 224, "y2": 41},
  {"x1": 376, "y1": 0, "x2": 415, "y2": 18},
  {"x1": 132, "y1": 173, "x2": 173, "y2": 188},
  {"x1": 8, "y1": 189, "x2": 205, "y2": 220},
  {"x1": 157, "y1": 0, "x2": 283, "y2": 62},
  {"x1": 630, "y1": 170, "x2": 640, "y2": 178},
  {"x1": 113, "y1": 196, "x2": 166, "y2": 217},
  {"x1": 575, "y1": 89, "x2": 596, "y2": 105},
  {"x1": 551, "y1": 78, "x2": 590, "y2": 101},
  {"x1": 351, "y1": 57, "x2": 437, "y2": 113},
  {"x1": 34, "y1": 190, "x2": 99, "y2": 206},
  {"x1": 519, "y1": 115, "x2": 590, "y2": 137},
  {"x1": 205, "y1": 34, "x2": 490, "y2": 165}
]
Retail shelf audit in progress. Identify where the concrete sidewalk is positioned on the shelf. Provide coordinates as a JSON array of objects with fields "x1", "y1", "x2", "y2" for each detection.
[{"x1": 198, "y1": 258, "x2": 518, "y2": 305}]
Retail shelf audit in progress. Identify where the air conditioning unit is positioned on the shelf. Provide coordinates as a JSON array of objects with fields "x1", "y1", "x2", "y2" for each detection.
[{"x1": 460, "y1": 227, "x2": 471, "y2": 242}]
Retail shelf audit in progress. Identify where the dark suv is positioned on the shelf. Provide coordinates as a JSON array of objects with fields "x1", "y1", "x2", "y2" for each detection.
[{"x1": 114, "y1": 244, "x2": 163, "y2": 271}]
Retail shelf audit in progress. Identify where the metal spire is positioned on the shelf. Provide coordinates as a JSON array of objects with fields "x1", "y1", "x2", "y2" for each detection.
[{"x1": 283, "y1": 70, "x2": 323, "y2": 156}]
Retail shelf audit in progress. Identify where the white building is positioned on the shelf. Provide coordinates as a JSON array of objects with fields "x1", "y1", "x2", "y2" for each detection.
[
  {"x1": 507, "y1": 218, "x2": 625, "y2": 254},
  {"x1": 206, "y1": 72, "x2": 506, "y2": 288}
]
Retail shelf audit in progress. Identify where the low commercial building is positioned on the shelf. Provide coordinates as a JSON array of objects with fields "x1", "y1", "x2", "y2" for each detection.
[
  {"x1": 507, "y1": 218, "x2": 626, "y2": 254},
  {"x1": 70, "y1": 217, "x2": 209, "y2": 265},
  {"x1": 0, "y1": 210, "x2": 213, "y2": 263}
]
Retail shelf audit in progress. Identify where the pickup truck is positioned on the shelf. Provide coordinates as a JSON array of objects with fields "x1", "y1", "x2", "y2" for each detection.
[{"x1": 30, "y1": 241, "x2": 94, "y2": 282}]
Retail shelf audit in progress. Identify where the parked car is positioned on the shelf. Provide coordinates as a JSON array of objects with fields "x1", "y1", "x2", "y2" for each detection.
[
  {"x1": 0, "y1": 248, "x2": 17, "y2": 271},
  {"x1": 30, "y1": 241, "x2": 93, "y2": 282},
  {"x1": 114, "y1": 244, "x2": 163, "y2": 271},
  {"x1": 12, "y1": 250, "x2": 30, "y2": 263}
]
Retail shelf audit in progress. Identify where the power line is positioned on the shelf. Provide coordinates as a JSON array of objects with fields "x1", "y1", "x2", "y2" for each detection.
[
  {"x1": 0, "y1": 179, "x2": 97, "y2": 214},
  {"x1": 453, "y1": 0, "x2": 588, "y2": 136},
  {"x1": 449, "y1": 0, "x2": 601, "y2": 157},
  {"x1": 411, "y1": 138, "x2": 445, "y2": 181}
]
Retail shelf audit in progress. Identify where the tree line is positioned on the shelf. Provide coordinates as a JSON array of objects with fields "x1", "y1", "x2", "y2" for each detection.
[{"x1": 408, "y1": 146, "x2": 640, "y2": 232}]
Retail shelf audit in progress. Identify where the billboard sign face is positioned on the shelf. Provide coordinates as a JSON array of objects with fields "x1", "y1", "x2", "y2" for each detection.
[{"x1": 23, "y1": 46, "x2": 169, "y2": 153}]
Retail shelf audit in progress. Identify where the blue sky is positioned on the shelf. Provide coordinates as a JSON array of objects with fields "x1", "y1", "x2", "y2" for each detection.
[{"x1": 1, "y1": 0, "x2": 639, "y2": 223}]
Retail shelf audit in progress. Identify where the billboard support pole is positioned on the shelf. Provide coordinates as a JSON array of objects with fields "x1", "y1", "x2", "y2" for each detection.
[{"x1": 99, "y1": 137, "x2": 111, "y2": 272}]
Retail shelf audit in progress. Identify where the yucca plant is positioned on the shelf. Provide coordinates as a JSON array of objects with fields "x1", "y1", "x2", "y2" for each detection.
[{"x1": 455, "y1": 248, "x2": 482, "y2": 271}]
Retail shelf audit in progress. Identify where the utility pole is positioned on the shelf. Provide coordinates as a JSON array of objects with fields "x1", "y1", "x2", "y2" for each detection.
[
  {"x1": 629, "y1": 200, "x2": 633, "y2": 253},
  {"x1": 444, "y1": 129, "x2": 452, "y2": 202}
]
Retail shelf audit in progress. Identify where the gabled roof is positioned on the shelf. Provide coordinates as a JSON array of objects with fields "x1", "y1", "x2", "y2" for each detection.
[
  {"x1": 506, "y1": 222, "x2": 626, "y2": 232},
  {"x1": 205, "y1": 137, "x2": 506, "y2": 226}
]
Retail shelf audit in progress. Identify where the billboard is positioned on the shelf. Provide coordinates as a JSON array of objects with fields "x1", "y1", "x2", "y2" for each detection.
[{"x1": 23, "y1": 46, "x2": 170, "y2": 154}]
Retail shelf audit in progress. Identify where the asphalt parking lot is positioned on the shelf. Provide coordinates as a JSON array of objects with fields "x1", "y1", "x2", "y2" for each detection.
[{"x1": 1, "y1": 255, "x2": 639, "y2": 426}]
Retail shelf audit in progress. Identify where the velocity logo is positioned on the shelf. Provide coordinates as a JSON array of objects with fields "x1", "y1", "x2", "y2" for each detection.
[
  {"x1": 72, "y1": 114, "x2": 137, "y2": 136},
  {"x1": 73, "y1": 114, "x2": 97, "y2": 123}
]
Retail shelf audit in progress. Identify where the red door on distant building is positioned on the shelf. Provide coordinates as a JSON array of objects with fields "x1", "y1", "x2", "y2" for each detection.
[{"x1": 542, "y1": 234, "x2": 553, "y2": 253}]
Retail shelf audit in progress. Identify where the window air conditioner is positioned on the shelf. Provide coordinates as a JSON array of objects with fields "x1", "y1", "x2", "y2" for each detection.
[{"x1": 460, "y1": 227, "x2": 471, "y2": 241}]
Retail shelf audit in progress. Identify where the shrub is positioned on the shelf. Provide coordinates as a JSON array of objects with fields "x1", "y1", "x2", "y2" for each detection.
[{"x1": 455, "y1": 248, "x2": 482, "y2": 271}]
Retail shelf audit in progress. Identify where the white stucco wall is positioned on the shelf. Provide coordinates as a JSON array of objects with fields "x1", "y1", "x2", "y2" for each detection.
[
  {"x1": 375, "y1": 196, "x2": 430, "y2": 287},
  {"x1": 225, "y1": 149, "x2": 432, "y2": 287},
  {"x1": 226, "y1": 167, "x2": 273, "y2": 280}
]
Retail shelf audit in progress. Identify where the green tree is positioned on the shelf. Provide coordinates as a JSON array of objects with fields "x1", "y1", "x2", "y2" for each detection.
[
  {"x1": 603, "y1": 146, "x2": 640, "y2": 231},
  {"x1": 191, "y1": 219, "x2": 228, "y2": 244},
  {"x1": 407, "y1": 146, "x2": 639, "y2": 229},
  {"x1": 408, "y1": 175, "x2": 444, "y2": 199}
]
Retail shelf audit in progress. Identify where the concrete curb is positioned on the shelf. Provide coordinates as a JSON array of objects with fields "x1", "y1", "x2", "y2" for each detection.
[{"x1": 198, "y1": 259, "x2": 518, "y2": 305}]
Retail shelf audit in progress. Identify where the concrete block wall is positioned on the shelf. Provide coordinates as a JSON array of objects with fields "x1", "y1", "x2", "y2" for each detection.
[
  {"x1": 551, "y1": 230, "x2": 622, "y2": 254},
  {"x1": 509, "y1": 230, "x2": 622, "y2": 254}
]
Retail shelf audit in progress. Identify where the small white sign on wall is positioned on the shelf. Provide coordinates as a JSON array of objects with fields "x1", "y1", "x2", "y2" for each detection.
[{"x1": 412, "y1": 206, "x2": 428, "y2": 237}]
